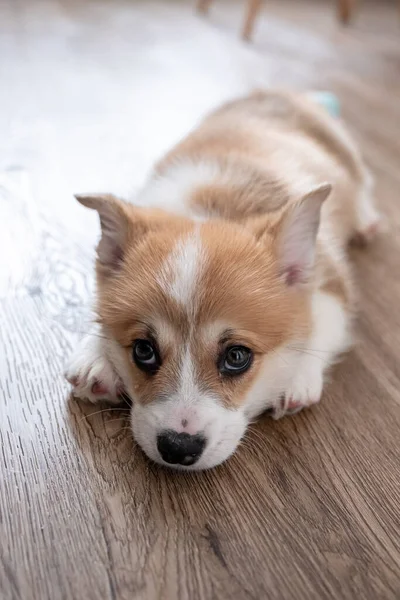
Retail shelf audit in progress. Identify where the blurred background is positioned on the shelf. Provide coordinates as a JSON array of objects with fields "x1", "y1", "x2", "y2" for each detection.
[{"x1": 1, "y1": 0, "x2": 398, "y2": 243}]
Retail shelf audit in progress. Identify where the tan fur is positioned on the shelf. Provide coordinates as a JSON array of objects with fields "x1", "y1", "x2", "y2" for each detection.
[
  {"x1": 97, "y1": 214, "x2": 311, "y2": 408},
  {"x1": 157, "y1": 90, "x2": 368, "y2": 246},
  {"x1": 66, "y1": 89, "x2": 381, "y2": 469},
  {"x1": 157, "y1": 89, "x2": 372, "y2": 297},
  {"x1": 93, "y1": 91, "x2": 373, "y2": 411}
]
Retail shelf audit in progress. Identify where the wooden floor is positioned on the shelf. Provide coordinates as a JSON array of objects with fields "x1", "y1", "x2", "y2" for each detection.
[{"x1": 1, "y1": 1, "x2": 400, "y2": 598}]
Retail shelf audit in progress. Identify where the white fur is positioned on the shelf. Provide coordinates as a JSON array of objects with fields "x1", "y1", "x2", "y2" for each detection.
[
  {"x1": 243, "y1": 346, "x2": 302, "y2": 420},
  {"x1": 133, "y1": 160, "x2": 222, "y2": 218},
  {"x1": 66, "y1": 290, "x2": 351, "y2": 469},
  {"x1": 131, "y1": 291, "x2": 350, "y2": 468},
  {"x1": 66, "y1": 329, "x2": 248, "y2": 470},
  {"x1": 280, "y1": 291, "x2": 350, "y2": 414},
  {"x1": 133, "y1": 158, "x2": 253, "y2": 221},
  {"x1": 244, "y1": 290, "x2": 351, "y2": 420},
  {"x1": 65, "y1": 329, "x2": 123, "y2": 404},
  {"x1": 158, "y1": 231, "x2": 204, "y2": 308},
  {"x1": 131, "y1": 346, "x2": 246, "y2": 470},
  {"x1": 310, "y1": 291, "x2": 351, "y2": 357},
  {"x1": 355, "y1": 172, "x2": 381, "y2": 236},
  {"x1": 131, "y1": 397, "x2": 246, "y2": 471},
  {"x1": 177, "y1": 347, "x2": 199, "y2": 414}
]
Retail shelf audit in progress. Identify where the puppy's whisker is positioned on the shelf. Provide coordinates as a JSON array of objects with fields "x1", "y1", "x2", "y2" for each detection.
[
  {"x1": 74, "y1": 331, "x2": 110, "y2": 341},
  {"x1": 270, "y1": 348, "x2": 290, "y2": 366},
  {"x1": 108, "y1": 416, "x2": 130, "y2": 423},
  {"x1": 289, "y1": 348, "x2": 331, "y2": 365},
  {"x1": 245, "y1": 427, "x2": 267, "y2": 442},
  {"x1": 289, "y1": 345, "x2": 332, "y2": 354},
  {"x1": 239, "y1": 437, "x2": 265, "y2": 456},
  {"x1": 77, "y1": 407, "x2": 129, "y2": 424},
  {"x1": 119, "y1": 393, "x2": 133, "y2": 407}
]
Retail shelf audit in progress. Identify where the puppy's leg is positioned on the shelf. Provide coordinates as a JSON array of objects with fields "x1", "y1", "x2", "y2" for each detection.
[
  {"x1": 65, "y1": 326, "x2": 124, "y2": 404},
  {"x1": 275, "y1": 291, "x2": 351, "y2": 419},
  {"x1": 351, "y1": 171, "x2": 382, "y2": 245}
]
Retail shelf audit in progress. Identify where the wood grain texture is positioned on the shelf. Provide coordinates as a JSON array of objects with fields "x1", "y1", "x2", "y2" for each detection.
[{"x1": 1, "y1": 1, "x2": 399, "y2": 599}]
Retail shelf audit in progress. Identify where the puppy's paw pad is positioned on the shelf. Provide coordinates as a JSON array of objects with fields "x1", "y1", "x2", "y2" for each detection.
[
  {"x1": 90, "y1": 380, "x2": 110, "y2": 396},
  {"x1": 285, "y1": 397, "x2": 306, "y2": 414}
]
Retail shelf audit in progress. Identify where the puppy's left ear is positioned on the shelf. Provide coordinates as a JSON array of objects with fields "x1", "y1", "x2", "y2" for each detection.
[
  {"x1": 75, "y1": 193, "x2": 144, "y2": 275},
  {"x1": 254, "y1": 183, "x2": 332, "y2": 286},
  {"x1": 276, "y1": 183, "x2": 331, "y2": 285}
]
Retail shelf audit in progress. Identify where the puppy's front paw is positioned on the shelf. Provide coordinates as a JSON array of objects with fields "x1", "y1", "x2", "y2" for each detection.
[
  {"x1": 65, "y1": 336, "x2": 124, "y2": 404},
  {"x1": 274, "y1": 364, "x2": 323, "y2": 419}
]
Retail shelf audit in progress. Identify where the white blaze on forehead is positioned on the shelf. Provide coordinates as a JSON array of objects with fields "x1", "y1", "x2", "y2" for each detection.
[{"x1": 158, "y1": 230, "x2": 204, "y2": 308}]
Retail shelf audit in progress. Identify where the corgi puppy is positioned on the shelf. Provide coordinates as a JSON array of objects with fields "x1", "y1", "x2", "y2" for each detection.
[{"x1": 65, "y1": 90, "x2": 380, "y2": 470}]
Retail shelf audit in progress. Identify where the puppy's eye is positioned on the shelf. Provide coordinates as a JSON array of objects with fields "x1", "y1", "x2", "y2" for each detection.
[
  {"x1": 133, "y1": 339, "x2": 160, "y2": 373},
  {"x1": 220, "y1": 346, "x2": 253, "y2": 375}
]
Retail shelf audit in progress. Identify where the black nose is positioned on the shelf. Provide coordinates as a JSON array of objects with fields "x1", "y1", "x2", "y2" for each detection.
[{"x1": 157, "y1": 430, "x2": 206, "y2": 466}]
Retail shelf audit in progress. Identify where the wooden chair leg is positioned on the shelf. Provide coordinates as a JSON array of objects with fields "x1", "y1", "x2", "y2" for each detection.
[
  {"x1": 337, "y1": 0, "x2": 357, "y2": 24},
  {"x1": 242, "y1": 0, "x2": 262, "y2": 41},
  {"x1": 197, "y1": 0, "x2": 214, "y2": 14}
]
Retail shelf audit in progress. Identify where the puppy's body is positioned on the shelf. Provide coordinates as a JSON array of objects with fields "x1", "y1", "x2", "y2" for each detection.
[{"x1": 66, "y1": 91, "x2": 379, "y2": 469}]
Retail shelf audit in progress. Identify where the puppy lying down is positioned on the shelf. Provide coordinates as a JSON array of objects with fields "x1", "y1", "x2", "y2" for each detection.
[{"x1": 66, "y1": 90, "x2": 380, "y2": 470}]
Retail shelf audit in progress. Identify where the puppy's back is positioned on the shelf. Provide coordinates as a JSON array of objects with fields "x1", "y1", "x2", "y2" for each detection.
[{"x1": 153, "y1": 90, "x2": 372, "y2": 250}]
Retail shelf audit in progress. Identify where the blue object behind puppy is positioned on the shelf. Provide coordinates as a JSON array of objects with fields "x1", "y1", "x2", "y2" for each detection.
[{"x1": 309, "y1": 91, "x2": 341, "y2": 118}]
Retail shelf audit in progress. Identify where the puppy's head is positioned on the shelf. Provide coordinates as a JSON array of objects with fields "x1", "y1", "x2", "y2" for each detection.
[{"x1": 77, "y1": 183, "x2": 329, "y2": 470}]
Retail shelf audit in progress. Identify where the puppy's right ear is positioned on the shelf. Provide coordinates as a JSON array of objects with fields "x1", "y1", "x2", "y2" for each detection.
[{"x1": 76, "y1": 194, "x2": 143, "y2": 275}]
